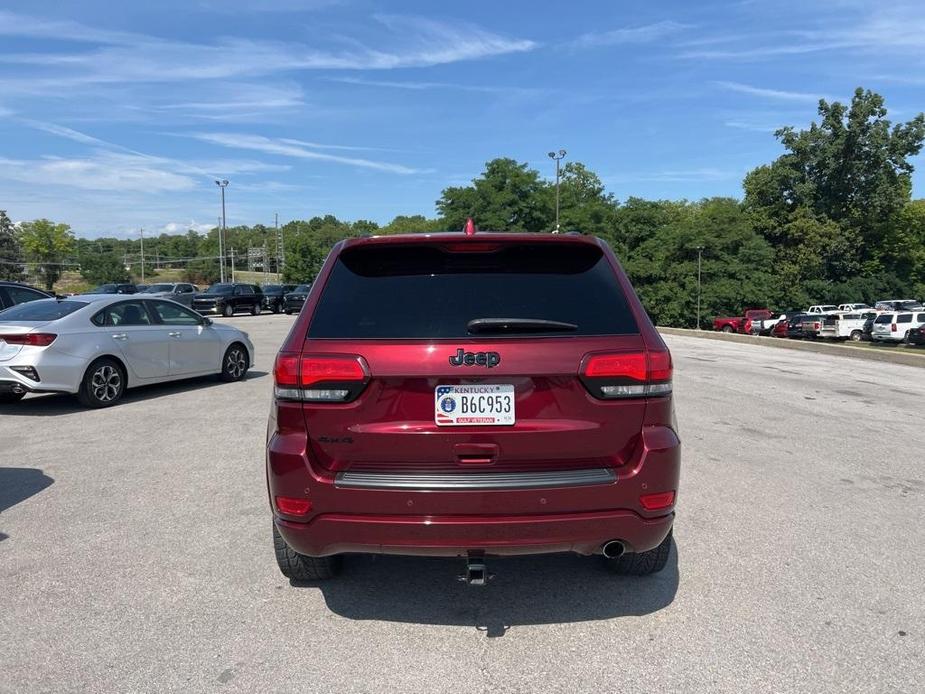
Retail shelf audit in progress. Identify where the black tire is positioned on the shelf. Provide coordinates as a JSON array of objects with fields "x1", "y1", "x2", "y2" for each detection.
[
  {"x1": 78, "y1": 357, "x2": 126, "y2": 408},
  {"x1": 250, "y1": 302, "x2": 259, "y2": 316},
  {"x1": 0, "y1": 391, "x2": 26, "y2": 404},
  {"x1": 273, "y1": 523, "x2": 339, "y2": 581},
  {"x1": 223, "y1": 303, "x2": 234, "y2": 318},
  {"x1": 219, "y1": 343, "x2": 249, "y2": 382},
  {"x1": 721, "y1": 325, "x2": 734, "y2": 334},
  {"x1": 849, "y1": 330, "x2": 862, "y2": 342},
  {"x1": 604, "y1": 529, "x2": 672, "y2": 576},
  {"x1": 272, "y1": 302, "x2": 281, "y2": 314},
  {"x1": 284, "y1": 308, "x2": 292, "y2": 315},
  {"x1": 903, "y1": 330, "x2": 911, "y2": 344}
]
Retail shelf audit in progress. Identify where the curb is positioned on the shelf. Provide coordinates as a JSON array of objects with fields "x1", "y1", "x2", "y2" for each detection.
[{"x1": 657, "y1": 327, "x2": 925, "y2": 369}]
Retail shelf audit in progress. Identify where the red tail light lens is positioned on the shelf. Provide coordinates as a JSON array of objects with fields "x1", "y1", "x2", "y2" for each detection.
[
  {"x1": 275, "y1": 496, "x2": 312, "y2": 516},
  {"x1": 891, "y1": 323, "x2": 897, "y2": 332},
  {"x1": 0, "y1": 333, "x2": 57, "y2": 347},
  {"x1": 581, "y1": 349, "x2": 672, "y2": 399},
  {"x1": 640, "y1": 490, "x2": 676, "y2": 511},
  {"x1": 273, "y1": 353, "x2": 368, "y2": 402}
]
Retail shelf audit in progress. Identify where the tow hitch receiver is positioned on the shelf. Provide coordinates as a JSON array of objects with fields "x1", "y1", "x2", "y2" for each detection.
[{"x1": 458, "y1": 554, "x2": 493, "y2": 586}]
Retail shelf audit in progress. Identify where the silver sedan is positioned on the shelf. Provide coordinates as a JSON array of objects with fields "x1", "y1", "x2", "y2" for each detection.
[{"x1": 0, "y1": 294, "x2": 254, "y2": 407}]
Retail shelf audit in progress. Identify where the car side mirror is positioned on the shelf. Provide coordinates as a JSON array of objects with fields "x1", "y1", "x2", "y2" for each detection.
[{"x1": 202, "y1": 317, "x2": 213, "y2": 326}]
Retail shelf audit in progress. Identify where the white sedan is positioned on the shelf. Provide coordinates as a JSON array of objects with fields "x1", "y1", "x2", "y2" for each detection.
[{"x1": 0, "y1": 294, "x2": 254, "y2": 407}]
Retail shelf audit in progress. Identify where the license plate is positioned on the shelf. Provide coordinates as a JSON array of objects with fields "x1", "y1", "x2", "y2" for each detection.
[{"x1": 435, "y1": 384, "x2": 515, "y2": 426}]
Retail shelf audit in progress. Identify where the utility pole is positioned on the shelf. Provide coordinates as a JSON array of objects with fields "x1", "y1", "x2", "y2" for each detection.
[
  {"x1": 275, "y1": 212, "x2": 283, "y2": 280},
  {"x1": 696, "y1": 246, "x2": 704, "y2": 330},
  {"x1": 139, "y1": 228, "x2": 145, "y2": 283},
  {"x1": 215, "y1": 180, "x2": 229, "y2": 283},
  {"x1": 230, "y1": 248, "x2": 236, "y2": 282},
  {"x1": 547, "y1": 149, "x2": 567, "y2": 233}
]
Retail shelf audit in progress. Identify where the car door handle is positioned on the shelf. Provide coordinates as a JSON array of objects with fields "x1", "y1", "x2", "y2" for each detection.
[
  {"x1": 111, "y1": 333, "x2": 127, "y2": 341},
  {"x1": 168, "y1": 331, "x2": 182, "y2": 338}
]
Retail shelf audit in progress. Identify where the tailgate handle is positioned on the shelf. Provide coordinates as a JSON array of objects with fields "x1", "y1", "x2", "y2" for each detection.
[{"x1": 454, "y1": 443, "x2": 499, "y2": 465}]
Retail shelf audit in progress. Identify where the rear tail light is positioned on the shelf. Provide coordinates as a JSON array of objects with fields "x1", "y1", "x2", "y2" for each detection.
[
  {"x1": 640, "y1": 490, "x2": 676, "y2": 511},
  {"x1": 275, "y1": 496, "x2": 312, "y2": 516},
  {"x1": 0, "y1": 333, "x2": 57, "y2": 347},
  {"x1": 581, "y1": 349, "x2": 672, "y2": 399},
  {"x1": 891, "y1": 323, "x2": 897, "y2": 332},
  {"x1": 274, "y1": 353, "x2": 369, "y2": 402}
]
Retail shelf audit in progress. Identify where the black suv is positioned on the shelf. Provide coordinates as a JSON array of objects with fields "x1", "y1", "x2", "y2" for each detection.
[
  {"x1": 283, "y1": 284, "x2": 312, "y2": 314},
  {"x1": 0, "y1": 281, "x2": 53, "y2": 310},
  {"x1": 193, "y1": 282, "x2": 264, "y2": 317},
  {"x1": 261, "y1": 284, "x2": 296, "y2": 313}
]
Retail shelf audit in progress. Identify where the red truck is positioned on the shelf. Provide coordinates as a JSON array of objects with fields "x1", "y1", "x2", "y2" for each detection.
[{"x1": 712, "y1": 308, "x2": 773, "y2": 334}]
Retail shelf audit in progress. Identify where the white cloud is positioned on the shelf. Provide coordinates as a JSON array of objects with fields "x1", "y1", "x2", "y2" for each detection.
[
  {"x1": 159, "y1": 221, "x2": 215, "y2": 234},
  {"x1": 0, "y1": 153, "x2": 197, "y2": 192},
  {"x1": 327, "y1": 76, "x2": 543, "y2": 96},
  {"x1": 714, "y1": 81, "x2": 827, "y2": 103},
  {"x1": 576, "y1": 21, "x2": 691, "y2": 48},
  {"x1": 191, "y1": 132, "x2": 427, "y2": 174}
]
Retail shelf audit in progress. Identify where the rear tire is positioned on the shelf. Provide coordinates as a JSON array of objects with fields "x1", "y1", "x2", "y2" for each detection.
[
  {"x1": 604, "y1": 529, "x2": 672, "y2": 576},
  {"x1": 78, "y1": 357, "x2": 126, "y2": 408},
  {"x1": 250, "y1": 302, "x2": 259, "y2": 316},
  {"x1": 0, "y1": 391, "x2": 26, "y2": 404},
  {"x1": 721, "y1": 325, "x2": 734, "y2": 334},
  {"x1": 273, "y1": 523, "x2": 340, "y2": 580},
  {"x1": 284, "y1": 308, "x2": 292, "y2": 315},
  {"x1": 223, "y1": 303, "x2": 234, "y2": 318},
  {"x1": 219, "y1": 343, "x2": 249, "y2": 382},
  {"x1": 849, "y1": 330, "x2": 862, "y2": 342},
  {"x1": 272, "y1": 302, "x2": 281, "y2": 314}
]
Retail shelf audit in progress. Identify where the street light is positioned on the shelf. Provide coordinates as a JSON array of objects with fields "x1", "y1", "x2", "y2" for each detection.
[
  {"x1": 696, "y1": 246, "x2": 704, "y2": 330},
  {"x1": 547, "y1": 149, "x2": 567, "y2": 233},
  {"x1": 215, "y1": 179, "x2": 229, "y2": 283}
]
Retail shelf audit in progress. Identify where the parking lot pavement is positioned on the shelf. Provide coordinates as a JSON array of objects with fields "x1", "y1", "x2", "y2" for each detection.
[{"x1": 1, "y1": 319, "x2": 923, "y2": 693}]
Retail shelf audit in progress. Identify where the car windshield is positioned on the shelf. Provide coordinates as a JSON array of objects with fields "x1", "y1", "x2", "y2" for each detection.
[
  {"x1": 141, "y1": 284, "x2": 174, "y2": 293},
  {"x1": 899, "y1": 301, "x2": 923, "y2": 310},
  {"x1": 264, "y1": 285, "x2": 282, "y2": 292},
  {"x1": 0, "y1": 299, "x2": 88, "y2": 321},
  {"x1": 293, "y1": 285, "x2": 311, "y2": 292},
  {"x1": 89, "y1": 285, "x2": 117, "y2": 293},
  {"x1": 204, "y1": 284, "x2": 234, "y2": 294},
  {"x1": 874, "y1": 314, "x2": 893, "y2": 324}
]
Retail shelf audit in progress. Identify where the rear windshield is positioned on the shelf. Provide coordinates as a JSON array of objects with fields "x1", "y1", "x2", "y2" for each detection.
[
  {"x1": 874, "y1": 314, "x2": 893, "y2": 324},
  {"x1": 308, "y1": 242, "x2": 638, "y2": 338},
  {"x1": 0, "y1": 299, "x2": 88, "y2": 321}
]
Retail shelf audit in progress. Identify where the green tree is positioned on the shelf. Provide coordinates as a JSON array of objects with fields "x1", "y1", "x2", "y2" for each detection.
[
  {"x1": 379, "y1": 215, "x2": 443, "y2": 235},
  {"x1": 555, "y1": 162, "x2": 619, "y2": 238},
  {"x1": 0, "y1": 210, "x2": 25, "y2": 281},
  {"x1": 437, "y1": 158, "x2": 552, "y2": 231},
  {"x1": 19, "y1": 219, "x2": 75, "y2": 290},
  {"x1": 79, "y1": 252, "x2": 130, "y2": 285}
]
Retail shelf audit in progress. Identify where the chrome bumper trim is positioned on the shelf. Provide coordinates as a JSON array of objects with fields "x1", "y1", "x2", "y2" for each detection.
[{"x1": 334, "y1": 468, "x2": 616, "y2": 490}]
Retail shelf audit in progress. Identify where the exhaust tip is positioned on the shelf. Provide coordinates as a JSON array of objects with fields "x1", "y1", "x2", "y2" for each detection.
[{"x1": 602, "y1": 540, "x2": 625, "y2": 559}]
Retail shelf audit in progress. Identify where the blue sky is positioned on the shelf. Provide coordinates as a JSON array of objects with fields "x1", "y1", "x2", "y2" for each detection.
[{"x1": 1, "y1": 0, "x2": 923, "y2": 238}]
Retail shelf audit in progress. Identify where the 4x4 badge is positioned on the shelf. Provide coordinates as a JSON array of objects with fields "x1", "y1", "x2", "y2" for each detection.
[{"x1": 449, "y1": 348, "x2": 501, "y2": 368}]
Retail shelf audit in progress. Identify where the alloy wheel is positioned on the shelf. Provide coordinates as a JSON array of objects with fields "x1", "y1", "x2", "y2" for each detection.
[
  {"x1": 226, "y1": 348, "x2": 247, "y2": 379},
  {"x1": 91, "y1": 365, "x2": 122, "y2": 402}
]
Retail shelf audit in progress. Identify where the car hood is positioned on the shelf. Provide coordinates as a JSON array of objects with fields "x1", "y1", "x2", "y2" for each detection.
[
  {"x1": 194, "y1": 293, "x2": 231, "y2": 300},
  {"x1": 285, "y1": 293, "x2": 306, "y2": 299}
]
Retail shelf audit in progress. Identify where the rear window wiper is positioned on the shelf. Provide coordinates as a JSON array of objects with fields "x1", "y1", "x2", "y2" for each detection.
[{"x1": 467, "y1": 318, "x2": 578, "y2": 334}]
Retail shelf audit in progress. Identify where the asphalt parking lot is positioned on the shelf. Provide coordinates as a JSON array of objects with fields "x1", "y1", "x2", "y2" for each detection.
[{"x1": 1, "y1": 315, "x2": 923, "y2": 693}]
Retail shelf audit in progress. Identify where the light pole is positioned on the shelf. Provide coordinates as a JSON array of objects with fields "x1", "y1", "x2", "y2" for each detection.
[
  {"x1": 215, "y1": 179, "x2": 229, "y2": 283},
  {"x1": 547, "y1": 149, "x2": 567, "y2": 233},
  {"x1": 139, "y1": 228, "x2": 145, "y2": 283},
  {"x1": 696, "y1": 246, "x2": 704, "y2": 330}
]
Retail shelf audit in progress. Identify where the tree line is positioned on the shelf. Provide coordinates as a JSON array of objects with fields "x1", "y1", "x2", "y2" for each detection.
[{"x1": 1, "y1": 88, "x2": 923, "y2": 327}]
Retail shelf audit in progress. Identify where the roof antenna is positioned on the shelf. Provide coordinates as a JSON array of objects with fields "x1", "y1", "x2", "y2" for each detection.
[{"x1": 464, "y1": 218, "x2": 476, "y2": 236}]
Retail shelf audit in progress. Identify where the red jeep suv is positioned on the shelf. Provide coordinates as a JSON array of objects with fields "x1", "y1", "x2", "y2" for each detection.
[{"x1": 266, "y1": 231, "x2": 679, "y2": 583}]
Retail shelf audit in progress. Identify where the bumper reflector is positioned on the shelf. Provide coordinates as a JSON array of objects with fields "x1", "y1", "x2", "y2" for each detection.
[
  {"x1": 275, "y1": 496, "x2": 312, "y2": 516},
  {"x1": 640, "y1": 491, "x2": 676, "y2": 511}
]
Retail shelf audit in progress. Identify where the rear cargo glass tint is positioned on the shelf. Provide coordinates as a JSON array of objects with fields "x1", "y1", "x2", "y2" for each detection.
[
  {"x1": 308, "y1": 243, "x2": 638, "y2": 338},
  {"x1": 0, "y1": 299, "x2": 88, "y2": 321}
]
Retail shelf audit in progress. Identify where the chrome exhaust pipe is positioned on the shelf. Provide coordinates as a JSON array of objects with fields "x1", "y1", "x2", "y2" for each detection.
[{"x1": 601, "y1": 540, "x2": 625, "y2": 559}]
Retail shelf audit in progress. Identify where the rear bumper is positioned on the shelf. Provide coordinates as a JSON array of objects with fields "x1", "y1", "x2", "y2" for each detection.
[
  {"x1": 268, "y1": 423, "x2": 680, "y2": 558},
  {"x1": 276, "y1": 509, "x2": 673, "y2": 558}
]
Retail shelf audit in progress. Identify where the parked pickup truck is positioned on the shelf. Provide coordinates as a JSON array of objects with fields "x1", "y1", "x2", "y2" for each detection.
[
  {"x1": 807, "y1": 305, "x2": 839, "y2": 314},
  {"x1": 713, "y1": 308, "x2": 773, "y2": 334},
  {"x1": 817, "y1": 312, "x2": 877, "y2": 341}
]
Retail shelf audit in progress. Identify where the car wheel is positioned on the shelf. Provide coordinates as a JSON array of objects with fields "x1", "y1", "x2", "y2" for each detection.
[
  {"x1": 223, "y1": 303, "x2": 234, "y2": 317},
  {"x1": 721, "y1": 325, "x2": 734, "y2": 334},
  {"x1": 604, "y1": 529, "x2": 672, "y2": 576},
  {"x1": 284, "y1": 308, "x2": 292, "y2": 315},
  {"x1": 903, "y1": 330, "x2": 911, "y2": 344},
  {"x1": 849, "y1": 330, "x2": 862, "y2": 342},
  {"x1": 273, "y1": 523, "x2": 340, "y2": 581},
  {"x1": 219, "y1": 343, "x2": 249, "y2": 382},
  {"x1": 250, "y1": 302, "x2": 259, "y2": 316},
  {"x1": 0, "y1": 391, "x2": 26, "y2": 404},
  {"x1": 78, "y1": 357, "x2": 126, "y2": 408},
  {"x1": 272, "y1": 302, "x2": 281, "y2": 314}
]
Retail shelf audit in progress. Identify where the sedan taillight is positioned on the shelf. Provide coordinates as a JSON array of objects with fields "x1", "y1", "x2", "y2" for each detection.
[
  {"x1": 0, "y1": 333, "x2": 57, "y2": 347},
  {"x1": 274, "y1": 353, "x2": 369, "y2": 402},
  {"x1": 581, "y1": 349, "x2": 673, "y2": 399}
]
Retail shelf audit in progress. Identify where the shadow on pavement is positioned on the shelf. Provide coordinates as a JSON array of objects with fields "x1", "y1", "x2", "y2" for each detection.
[
  {"x1": 0, "y1": 467, "x2": 54, "y2": 516},
  {"x1": 0, "y1": 370, "x2": 268, "y2": 417},
  {"x1": 302, "y1": 542, "x2": 679, "y2": 636}
]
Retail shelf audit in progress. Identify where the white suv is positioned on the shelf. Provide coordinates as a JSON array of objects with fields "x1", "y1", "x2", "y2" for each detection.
[{"x1": 871, "y1": 311, "x2": 925, "y2": 343}]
